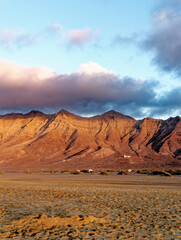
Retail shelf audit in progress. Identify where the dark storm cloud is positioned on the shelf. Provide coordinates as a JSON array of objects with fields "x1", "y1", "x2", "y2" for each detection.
[
  {"x1": 147, "y1": 86, "x2": 181, "y2": 117},
  {"x1": 0, "y1": 60, "x2": 180, "y2": 119},
  {"x1": 143, "y1": 0, "x2": 181, "y2": 76},
  {"x1": 0, "y1": 60, "x2": 159, "y2": 118},
  {"x1": 159, "y1": 87, "x2": 181, "y2": 107}
]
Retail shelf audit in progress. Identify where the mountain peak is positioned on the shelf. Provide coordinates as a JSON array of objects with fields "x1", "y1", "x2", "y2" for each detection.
[
  {"x1": 26, "y1": 110, "x2": 44, "y2": 115},
  {"x1": 96, "y1": 110, "x2": 134, "y2": 120},
  {"x1": 57, "y1": 109, "x2": 71, "y2": 115},
  {"x1": 57, "y1": 109, "x2": 81, "y2": 119}
]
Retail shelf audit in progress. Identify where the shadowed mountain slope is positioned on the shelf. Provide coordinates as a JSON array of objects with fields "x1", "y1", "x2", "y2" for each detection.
[{"x1": 0, "y1": 110, "x2": 180, "y2": 171}]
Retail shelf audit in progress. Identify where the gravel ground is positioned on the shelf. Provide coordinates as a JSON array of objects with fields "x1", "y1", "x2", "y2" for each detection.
[{"x1": 0, "y1": 173, "x2": 180, "y2": 239}]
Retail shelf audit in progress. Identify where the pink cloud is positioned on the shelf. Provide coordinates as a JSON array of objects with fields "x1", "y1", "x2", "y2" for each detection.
[
  {"x1": 0, "y1": 28, "x2": 39, "y2": 48},
  {"x1": 68, "y1": 28, "x2": 99, "y2": 46},
  {"x1": 0, "y1": 60, "x2": 159, "y2": 118}
]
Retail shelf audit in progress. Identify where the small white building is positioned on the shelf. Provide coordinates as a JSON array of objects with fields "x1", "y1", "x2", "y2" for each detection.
[{"x1": 123, "y1": 155, "x2": 131, "y2": 158}]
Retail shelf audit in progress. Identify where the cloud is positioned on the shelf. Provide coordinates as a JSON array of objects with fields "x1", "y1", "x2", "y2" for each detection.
[
  {"x1": 0, "y1": 23, "x2": 63, "y2": 49},
  {"x1": 113, "y1": 33, "x2": 140, "y2": 47},
  {"x1": 78, "y1": 61, "x2": 115, "y2": 75},
  {"x1": 147, "y1": 87, "x2": 181, "y2": 118},
  {"x1": 68, "y1": 28, "x2": 99, "y2": 46},
  {"x1": 0, "y1": 25, "x2": 99, "y2": 49},
  {"x1": 45, "y1": 23, "x2": 63, "y2": 35},
  {"x1": 143, "y1": 1, "x2": 181, "y2": 76},
  {"x1": 159, "y1": 87, "x2": 181, "y2": 108},
  {"x1": 157, "y1": 0, "x2": 181, "y2": 11},
  {"x1": 0, "y1": 28, "x2": 39, "y2": 48},
  {"x1": 0, "y1": 59, "x2": 180, "y2": 118}
]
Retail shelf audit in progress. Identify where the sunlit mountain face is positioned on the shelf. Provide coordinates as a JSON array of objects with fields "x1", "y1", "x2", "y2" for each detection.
[{"x1": 0, "y1": 109, "x2": 180, "y2": 171}]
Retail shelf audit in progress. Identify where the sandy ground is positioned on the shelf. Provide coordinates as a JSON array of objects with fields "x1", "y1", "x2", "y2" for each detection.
[{"x1": 0, "y1": 173, "x2": 181, "y2": 239}]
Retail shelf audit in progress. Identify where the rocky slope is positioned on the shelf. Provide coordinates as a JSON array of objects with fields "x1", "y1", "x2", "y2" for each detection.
[{"x1": 0, "y1": 110, "x2": 180, "y2": 171}]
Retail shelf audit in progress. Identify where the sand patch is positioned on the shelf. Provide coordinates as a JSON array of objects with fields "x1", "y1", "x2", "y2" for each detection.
[{"x1": 0, "y1": 214, "x2": 106, "y2": 238}]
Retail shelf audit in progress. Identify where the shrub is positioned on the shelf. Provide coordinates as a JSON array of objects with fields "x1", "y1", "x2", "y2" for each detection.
[
  {"x1": 139, "y1": 170, "x2": 151, "y2": 174},
  {"x1": 61, "y1": 170, "x2": 71, "y2": 173},
  {"x1": 81, "y1": 169, "x2": 95, "y2": 173},
  {"x1": 100, "y1": 171, "x2": 109, "y2": 176},
  {"x1": 167, "y1": 170, "x2": 181, "y2": 175},
  {"x1": 33, "y1": 171, "x2": 42, "y2": 174},
  {"x1": 81, "y1": 169, "x2": 89, "y2": 173},
  {"x1": 173, "y1": 170, "x2": 181, "y2": 175},
  {"x1": 71, "y1": 170, "x2": 82, "y2": 175},
  {"x1": 107, "y1": 169, "x2": 117, "y2": 172},
  {"x1": 49, "y1": 170, "x2": 57, "y2": 174},
  {"x1": 117, "y1": 171, "x2": 129, "y2": 175},
  {"x1": 152, "y1": 171, "x2": 172, "y2": 177},
  {"x1": 91, "y1": 170, "x2": 98, "y2": 173},
  {"x1": 25, "y1": 171, "x2": 32, "y2": 174}
]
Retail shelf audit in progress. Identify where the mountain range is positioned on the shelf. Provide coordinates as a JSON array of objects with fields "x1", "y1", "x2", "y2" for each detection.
[{"x1": 0, "y1": 109, "x2": 180, "y2": 171}]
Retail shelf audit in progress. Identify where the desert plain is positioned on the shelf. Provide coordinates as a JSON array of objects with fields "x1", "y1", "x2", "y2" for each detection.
[{"x1": 0, "y1": 172, "x2": 180, "y2": 239}]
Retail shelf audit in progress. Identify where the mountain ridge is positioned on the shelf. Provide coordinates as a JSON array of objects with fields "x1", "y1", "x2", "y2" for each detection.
[
  {"x1": 0, "y1": 109, "x2": 180, "y2": 120},
  {"x1": 0, "y1": 109, "x2": 180, "y2": 171}
]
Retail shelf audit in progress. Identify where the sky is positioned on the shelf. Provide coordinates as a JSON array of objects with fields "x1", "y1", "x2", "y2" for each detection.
[{"x1": 0, "y1": 0, "x2": 181, "y2": 119}]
